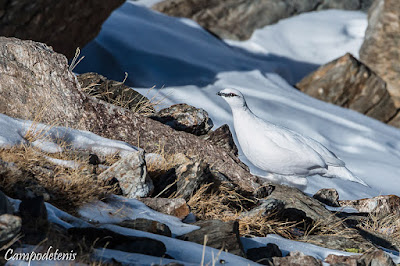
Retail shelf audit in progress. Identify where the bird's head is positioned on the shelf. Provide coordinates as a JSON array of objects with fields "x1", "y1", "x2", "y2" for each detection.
[{"x1": 217, "y1": 88, "x2": 247, "y2": 109}]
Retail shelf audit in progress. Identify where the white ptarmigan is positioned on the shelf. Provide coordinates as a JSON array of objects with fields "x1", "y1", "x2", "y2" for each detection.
[{"x1": 217, "y1": 88, "x2": 368, "y2": 186}]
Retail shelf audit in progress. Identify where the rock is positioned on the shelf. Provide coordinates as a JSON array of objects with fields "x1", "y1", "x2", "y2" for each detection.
[
  {"x1": 202, "y1": 124, "x2": 238, "y2": 156},
  {"x1": 118, "y1": 218, "x2": 172, "y2": 237},
  {"x1": 313, "y1": 188, "x2": 340, "y2": 207},
  {"x1": 68, "y1": 227, "x2": 166, "y2": 257},
  {"x1": 273, "y1": 251, "x2": 322, "y2": 266},
  {"x1": 0, "y1": 214, "x2": 21, "y2": 246},
  {"x1": 0, "y1": 190, "x2": 14, "y2": 215},
  {"x1": 178, "y1": 220, "x2": 243, "y2": 256},
  {"x1": 263, "y1": 184, "x2": 342, "y2": 227},
  {"x1": 296, "y1": 53, "x2": 399, "y2": 125},
  {"x1": 259, "y1": 183, "x2": 376, "y2": 251},
  {"x1": 151, "y1": 155, "x2": 211, "y2": 200},
  {"x1": 299, "y1": 235, "x2": 373, "y2": 253},
  {"x1": 326, "y1": 251, "x2": 396, "y2": 266},
  {"x1": 77, "y1": 72, "x2": 155, "y2": 115},
  {"x1": 151, "y1": 103, "x2": 213, "y2": 136},
  {"x1": 153, "y1": 0, "x2": 372, "y2": 41},
  {"x1": 174, "y1": 157, "x2": 210, "y2": 200},
  {"x1": 359, "y1": 0, "x2": 400, "y2": 108},
  {"x1": 18, "y1": 196, "x2": 49, "y2": 244},
  {"x1": 0, "y1": 37, "x2": 260, "y2": 194},
  {"x1": 139, "y1": 197, "x2": 190, "y2": 219},
  {"x1": 98, "y1": 151, "x2": 153, "y2": 198},
  {"x1": 358, "y1": 249, "x2": 396, "y2": 266},
  {"x1": 0, "y1": 1, "x2": 124, "y2": 58},
  {"x1": 246, "y1": 243, "x2": 282, "y2": 265},
  {"x1": 241, "y1": 198, "x2": 285, "y2": 218},
  {"x1": 325, "y1": 254, "x2": 359, "y2": 266},
  {"x1": 340, "y1": 195, "x2": 400, "y2": 216}
]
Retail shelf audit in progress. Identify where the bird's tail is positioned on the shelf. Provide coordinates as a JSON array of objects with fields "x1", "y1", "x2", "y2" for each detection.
[{"x1": 324, "y1": 166, "x2": 369, "y2": 187}]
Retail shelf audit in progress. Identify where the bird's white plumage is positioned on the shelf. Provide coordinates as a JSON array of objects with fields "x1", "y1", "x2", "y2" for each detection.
[{"x1": 218, "y1": 88, "x2": 367, "y2": 186}]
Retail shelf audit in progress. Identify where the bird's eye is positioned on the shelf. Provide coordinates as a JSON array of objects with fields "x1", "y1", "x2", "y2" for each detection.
[{"x1": 228, "y1": 93, "x2": 237, "y2": 97}]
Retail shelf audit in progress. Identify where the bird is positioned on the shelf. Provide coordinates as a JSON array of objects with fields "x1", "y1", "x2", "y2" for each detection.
[{"x1": 217, "y1": 88, "x2": 368, "y2": 186}]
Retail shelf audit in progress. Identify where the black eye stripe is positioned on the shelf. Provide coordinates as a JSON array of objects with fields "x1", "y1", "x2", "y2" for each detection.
[{"x1": 226, "y1": 93, "x2": 237, "y2": 97}]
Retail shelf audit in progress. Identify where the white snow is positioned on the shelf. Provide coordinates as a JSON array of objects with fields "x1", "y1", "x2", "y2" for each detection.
[
  {"x1": 226, "y1": 10, "x2": 367, "y2": 66},
  {"x1": 0, "y1": 113, "x2": 139, "y2": 159},
  {"x1": 78, "y1": 195, "x2": 199, "y2": 236}
]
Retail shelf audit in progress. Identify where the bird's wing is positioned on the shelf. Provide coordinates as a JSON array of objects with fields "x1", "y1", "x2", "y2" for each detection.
[
  {"x1": 251, "y1": 118, "x2": 327, "y2": 170},
  {"x1": 293, "y1": 133, "x2": 345, "y2": 167},
  {"x1": 262, "y1": 122, "x2": 344, "y2": 167}
]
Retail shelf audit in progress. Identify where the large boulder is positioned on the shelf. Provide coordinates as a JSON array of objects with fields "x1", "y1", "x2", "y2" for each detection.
[
  {"x1": 0, "y1": 37, "x2": 259, "y2": 194},
  {"x1": 0, "y1": 0, "x2": 124, "y2": 58},
  {"x1": 297, "y1": 53, "x2": 399, "y2": 126},
  {"x1": 153, "y1": 0, "x2": 372, "y2": 41},
  {"x1": 360, "y1": 0, "x2": 400, "y2": 108}
]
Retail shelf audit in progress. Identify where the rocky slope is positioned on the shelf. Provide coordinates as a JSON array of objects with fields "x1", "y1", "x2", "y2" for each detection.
[
  {"x1": 153, "y1": 0, "x2": 373, "y2": 40},
  {"x1": 0, "y1": 36, "x2": 399, "y2": 265}
]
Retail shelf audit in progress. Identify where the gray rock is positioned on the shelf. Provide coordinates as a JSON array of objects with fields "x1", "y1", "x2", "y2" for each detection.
[
  {"x1": 313, "y1": 188, "x2": 340, "y2": 207},
  {"x1": 325, "y1": 254, "x2": 360, "y2": 266},
  {"x1": 202, "y1": 124, "x2": 238, "y2": 156},
  {"x1": 359, "y1": 249, "x2": 396, "y2": 266},
  {"x1": 258, "y1": 182, "x2": 376, "y2": 251},
  {"x1": 273, "y1": 251, "x2": 322, "y2": 266},
  {"x1": 0, "y1": 37, "x2": 260, "y2": 194},
  {"x1": 118, "y1": 218, "x2": 172, "y2": 237},
  {"x1": 0, "y1": 190, "x2": 14, "y2": 215},
  {"x1": 299, "y1": 235, "x2": 373, "y2": 253},
  {"x1": 151, "y1": 155, "x2": 211, "y2": 200},
  {"x1": 153, "y1": 0, "x2": 372, "y2": 41},
  {"x1": 139, "y1": 197, "x2": 190, "y2": 219},
  {"x1": 297, "y1": 53, "x2": 399, "y2": 125},
  {"x1": 179, "y1": 220, "x2": 243, "y2": 256},
  {"x1": 98, "y1": 151, "x2": 153, "y2": 198},
  {"x1": 0, "y1": 1, "x2": 124, "y2": 58},
  {"x1": 241, "y1": 198, "x2": 285, "y2": 218},
  {"x1": 77, "y1": 72, "x2": 155, "y2": 115},
  {"x1": 0, "y1": 214, "x2": 21, "y2": 247},
  {"x1": 175, "y1": 157, "x2": 210, "y2": 200},
  {"x1": 151, "y1": 103, "x2": 213, "y2": 136},
  {"x1": 246, "y1": 243, "x2": 282, "y2": 265},
  {"x1": 340, "y1": 195, "x2": 400, "y2": 216},
  {"x1": 360, "y1": 0, "x2": 400, "y2": 109}
]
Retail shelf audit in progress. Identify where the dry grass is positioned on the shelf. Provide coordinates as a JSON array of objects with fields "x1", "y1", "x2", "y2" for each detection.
[
  {"x1": 187, "y1": 183, "x2": 298, "y2": 239},
  {"x1": 81, "y1": 80, "x2": 163, "y2": 116},
  {"x1": 360, "y1": 212, "x2": 400, "y2": 240},
  {"x1": 0, "y1": 144, "x2": 112, "y2": 214}
]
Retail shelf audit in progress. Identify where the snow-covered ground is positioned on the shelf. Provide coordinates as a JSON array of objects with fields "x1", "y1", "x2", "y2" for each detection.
[{"x1": 74, "y1": 2, "x2": 400, "y2": 201}]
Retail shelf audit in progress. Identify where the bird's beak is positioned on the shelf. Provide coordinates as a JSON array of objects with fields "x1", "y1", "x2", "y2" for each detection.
[{"x1": 217, "y1": 91, "x2": 223, "y2": 96}]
